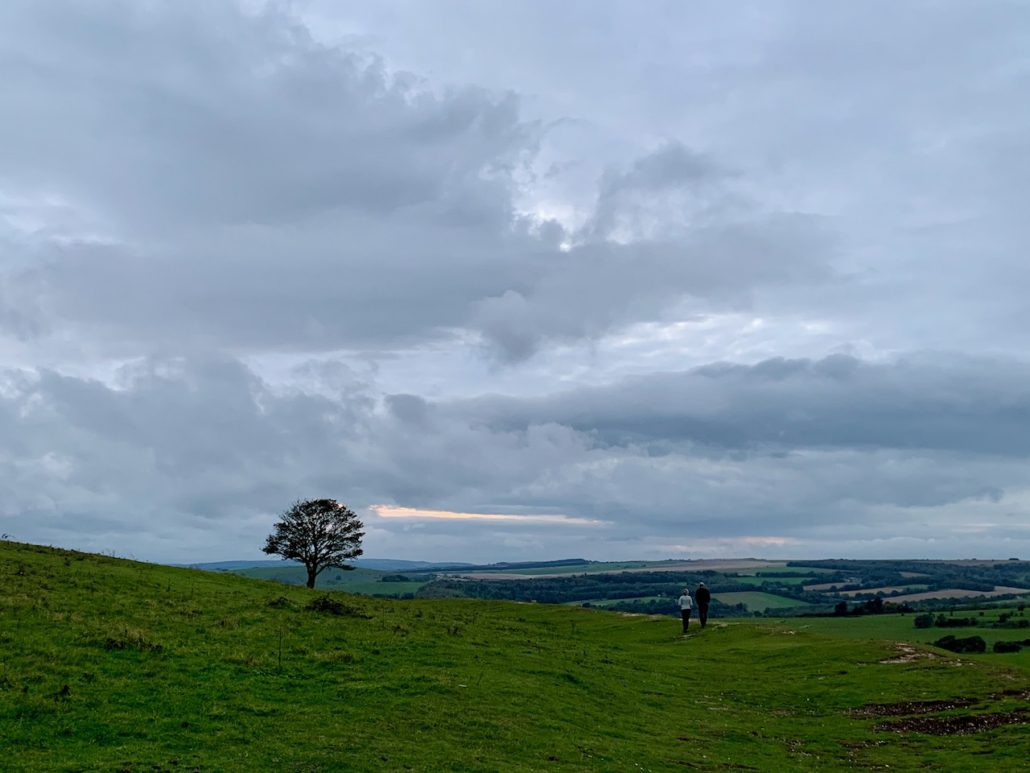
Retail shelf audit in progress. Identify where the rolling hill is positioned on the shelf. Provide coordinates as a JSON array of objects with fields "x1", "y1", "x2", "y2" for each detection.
[{"x1": 1, "y1": 540, "x2": 1027, "y2": 770}]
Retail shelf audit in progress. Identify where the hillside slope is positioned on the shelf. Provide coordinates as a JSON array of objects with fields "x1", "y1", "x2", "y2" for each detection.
[{"x1": 1, "y1": 541, "x2": 1027, "y2": 771}]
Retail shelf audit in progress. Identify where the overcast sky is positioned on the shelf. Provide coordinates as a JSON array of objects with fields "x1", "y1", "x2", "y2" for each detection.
[{"x1": 2, "y1": 1, "x2": 1029, "y2": 563}]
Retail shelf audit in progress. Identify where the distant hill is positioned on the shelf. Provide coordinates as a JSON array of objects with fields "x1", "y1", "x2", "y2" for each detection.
[{"x1": 181, "y1": 558, "x2": 475, "y2": 572}]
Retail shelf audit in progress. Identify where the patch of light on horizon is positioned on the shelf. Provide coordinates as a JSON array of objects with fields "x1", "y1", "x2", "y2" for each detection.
[{"x1": 372, "y1": 504, "x2": 607, "y2": 526}]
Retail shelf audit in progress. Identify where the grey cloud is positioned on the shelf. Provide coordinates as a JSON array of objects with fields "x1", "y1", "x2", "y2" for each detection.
[
  {"x1": 3, "y1": 353, "x2": 1029, "y2": 562},
  {"x1": 3, "y1": 1, "x2": 1029, "y2": 562},
  {"x1": 0, "y1": 2, "x2": 838, "y2": 360},
  {"x1": 456, "y1": 353, "x2": 1030, "y2": 457},
  {"x1": 0, "y1": 1, "x2": 529, "y2": 230},
  {"x1": 587, "y1": 142, "x2": 736, "y2": 240},
  {"x1": 474, "y1": 214, "x2": 833, "y2": 360}
]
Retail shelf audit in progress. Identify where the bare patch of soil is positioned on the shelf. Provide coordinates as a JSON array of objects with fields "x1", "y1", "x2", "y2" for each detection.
[
  {"x1": 879, "y1": 644, "x2": 938, "y2": 663},
  {"x1": 874, "y1": 709, "x2": 1028, "y2": 735},
  {"x1": 850, "y1": 698, "x2": 978, "y2": 717}
]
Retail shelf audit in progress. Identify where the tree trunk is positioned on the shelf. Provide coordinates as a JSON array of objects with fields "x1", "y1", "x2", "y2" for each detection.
[{"x1": 306, "y1": 566, "x2": 317, "y2": 589}]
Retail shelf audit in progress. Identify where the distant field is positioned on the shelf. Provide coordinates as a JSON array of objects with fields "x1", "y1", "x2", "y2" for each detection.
[
  {"x1": 839, "y1": 584, "x2": 930, "y2": 597},
  {"x1": 733, "y1": 575, "x2": 811, "y2": 586},
  {"x1": 580, "y1": 596, "x2": 666, "y2": 608},
  {"x1": 451, "y1": 559, "x2": 791, "y2": 580},
  {"x1": 469, "y1": 561, "x2": 649, "y2": 577},
  {"x1": 804, "y1": 579, "x2": 860, "y2": 591},
  {"x1": 888, "y1": 586, "x2": 1030, "y2": 603},
  {"x1": 713, "y1": 591, "x2": 802, "y2": 610}
]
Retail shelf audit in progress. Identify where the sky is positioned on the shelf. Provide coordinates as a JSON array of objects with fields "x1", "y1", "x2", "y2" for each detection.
[{"x1": 2, "y1": 0, "x2": 1029, "y2": 564}]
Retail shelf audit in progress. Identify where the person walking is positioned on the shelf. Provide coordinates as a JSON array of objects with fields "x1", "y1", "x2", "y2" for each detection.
[
  {"x1": 678, "y1": 588, "x2": 693, "y2": 633},
  {"x1": 695, "y1": 582, "x2": 711, "y2": 628}
]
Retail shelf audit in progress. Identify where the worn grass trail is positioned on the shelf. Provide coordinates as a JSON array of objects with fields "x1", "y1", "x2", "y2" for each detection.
[{"x1": 1, "y1": 541, "x2": 1027, "y2": 771}]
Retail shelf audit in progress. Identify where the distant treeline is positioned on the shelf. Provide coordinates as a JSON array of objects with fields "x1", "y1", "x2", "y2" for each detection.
[
  {"x1": 788, "y1": 559, "x2": 1030, "y2": 597},
  {"x1": 415, "y1": 571, "x2": 713, "y2": 604}
]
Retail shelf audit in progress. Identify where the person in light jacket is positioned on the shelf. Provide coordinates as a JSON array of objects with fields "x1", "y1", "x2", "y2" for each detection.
[{"x1": 678, "y1": 588, "x2": 693, "y2": 633}]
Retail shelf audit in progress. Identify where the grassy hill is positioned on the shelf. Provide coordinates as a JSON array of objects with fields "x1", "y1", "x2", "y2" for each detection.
[{"x1": 1, "y1": 541, "x2": 1028, "y2": 771}]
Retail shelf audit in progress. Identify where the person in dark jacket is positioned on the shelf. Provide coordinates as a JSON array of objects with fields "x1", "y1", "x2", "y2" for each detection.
[{"x1": 695, "y1": 582, "x2": 711, "y2": 628}]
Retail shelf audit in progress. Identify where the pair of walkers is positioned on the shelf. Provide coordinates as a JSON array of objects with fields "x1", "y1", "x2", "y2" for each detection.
[{"x1": 678, "y1": 582, "x2": 711, "y2": 633}]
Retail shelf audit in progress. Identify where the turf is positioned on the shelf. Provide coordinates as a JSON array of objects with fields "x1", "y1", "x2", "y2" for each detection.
[
  {"x1": 1, "y1": 541, "x2": 1027, "y2": 771},
  {"x1": 794, "y1": 611, "x2": 1030, "y2": 671}
]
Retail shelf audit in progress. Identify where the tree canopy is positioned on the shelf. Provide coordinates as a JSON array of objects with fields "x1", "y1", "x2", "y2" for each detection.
[{"x1": 262, "y1": 498, "x2": 364, "y2": 588}]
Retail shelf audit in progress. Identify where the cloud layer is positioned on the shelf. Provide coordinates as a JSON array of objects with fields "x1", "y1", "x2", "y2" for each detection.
[{"x1": 2, "y1": 1, "x2": 1029, "y2": 561}]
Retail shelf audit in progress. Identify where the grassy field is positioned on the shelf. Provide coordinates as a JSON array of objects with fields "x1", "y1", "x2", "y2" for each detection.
[
  {"x1": 732, "y1": 575, "x2": 812, "y2": 586},
  {"x1": 713, "y1": 591, "x2": 805, "y2": 611},
  {"x1": 793, "y1": 610, "x2": 1030, "y2": 671},
  {"x1": 1, "y1": 541, "x2": 1028, "y2": 771}
]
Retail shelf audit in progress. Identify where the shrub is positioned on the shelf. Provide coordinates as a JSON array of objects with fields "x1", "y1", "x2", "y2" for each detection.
[
  {"x1": 913, "y1": 614, "x2": 934, "y2": 629},
  {"x1": 933, "y1": 635, "x2": 986, "y2": 654},
  {"x1": 935, "y1": 615, "x2": 978, "y2": 628},
  {"x1": 102, "y1": 629, "x2": 163, "y2": 653},
  {"x1": 993, "y1": 640, "x2": 1022, "y2": 653},
  {"x1": 305, "y1": 594, "x2": 370, "y2": 618},
  {"x1": 991, "y1": 618, "x2": 1029, "y2": 629}
]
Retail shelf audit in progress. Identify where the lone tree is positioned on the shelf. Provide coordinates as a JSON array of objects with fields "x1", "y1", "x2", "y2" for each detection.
[{"x1": 262, "y1": 499, "x2": 365, "y2": 589}]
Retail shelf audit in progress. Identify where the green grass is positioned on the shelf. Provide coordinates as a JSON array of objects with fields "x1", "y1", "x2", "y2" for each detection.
[
  {"x1": 714, "y1": 591, "x2": 806, "y2": 610},
  {"x1": 794, "y1": 611, "x2": 1030, "y2": 670},
  {"x1": 1, "y1": 541, "x2": 1028, "y2": 771}
]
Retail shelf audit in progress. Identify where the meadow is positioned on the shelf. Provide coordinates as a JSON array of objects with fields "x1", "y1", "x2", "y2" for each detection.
[
  {"x1": 793, "y1": 610, "x2": 1030, "y2": 671},
  {"x1": 1, "y1": 541, "x2": 1028, "y2": 771}
]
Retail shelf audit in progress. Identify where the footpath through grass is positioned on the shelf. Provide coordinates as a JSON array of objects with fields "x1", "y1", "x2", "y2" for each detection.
[{"x1": 1, "y1": 541, "x2": 1028, "y2": 771}]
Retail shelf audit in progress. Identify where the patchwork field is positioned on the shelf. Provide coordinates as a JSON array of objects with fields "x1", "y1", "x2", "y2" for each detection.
[
  {"x1": 712, "y1": 591, "x2": 803, "y2": 610},
  {"x1": 804, "y1": 579, "x2": 860, "y2": 591},
  {"x1": 733, "y1": 574, "x2": 811, "y2": 586},
  {"x1": 839, "y1": 584, "x2": 930, "y2": 597},
  {"x1": 888, "y1": 586, "x2": 1030, "y2": 603}
]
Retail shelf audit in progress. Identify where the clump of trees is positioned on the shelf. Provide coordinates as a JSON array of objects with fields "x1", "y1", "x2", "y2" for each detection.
[
  {"x1": 262, "y1": 498, "x2": 364, "y2": 588},
  {"x1": 832, "y1": 598, "x2": 914, "y2": 617},
  {"x1": 914, "y1": 614, "x2": 980, "y2": 629},
  {"x1": 993, "y1": 640, "x2": 1024, "y2": 653},
  {"x1": 933, "y1": 635, "x2": 986, "y2": 654}
]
